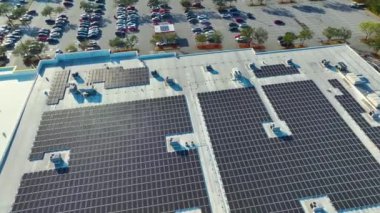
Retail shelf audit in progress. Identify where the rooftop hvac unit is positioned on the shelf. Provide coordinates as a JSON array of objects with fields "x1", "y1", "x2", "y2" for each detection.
[
  {"x1": 231, "y1": 68, "x2": 242, "y2": 81},
  {"x1": 335, "y1": 62, "x2": 348, "y2": 72},
  {"x1": 69, "y1": 83, "x2": 78, "y2": 93},
  {"x1": 345, "y1": 73, "x2": 366, "y2": 85},
  {"x1": 309, "y1": 202, "x2": 326, "y2": 213},
  {"x1": 321, "y1": 59, "x2": 331, "y2": 68},
  {"x1": 50, "y1": 153, "x2": 68, "y2": 172},
  {"x1": 367, "y1": 93, "x2": 380, "y2": 109}
]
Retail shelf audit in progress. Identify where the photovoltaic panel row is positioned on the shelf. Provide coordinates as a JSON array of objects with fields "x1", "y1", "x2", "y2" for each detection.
[
  {"x1": 12, "y1": 96, "x2": 211, "y2": 213},
  {"x1": 87, "y1": 66, "x2": 149, "y2": 89},
  {"x1": 254, "y1": 64, "x2": 299, "y2": 78},
  {"x1": 198, "y1": 82, "x2": 380, "y2": 212},
  {"x1": 46, "y1": 70, "x2": 70, "y2": 105},
  {"x1": 329, "y1": 79, "x2": 380, "y2": 149}
]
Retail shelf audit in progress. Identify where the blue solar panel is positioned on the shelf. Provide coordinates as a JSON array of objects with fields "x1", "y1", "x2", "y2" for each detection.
[
  {"x1": 198, "y1": 81, "x2": 380, "y2": 212},
  {"x1": 12, "y1": 96, "x2": 211, "y2": 213}
]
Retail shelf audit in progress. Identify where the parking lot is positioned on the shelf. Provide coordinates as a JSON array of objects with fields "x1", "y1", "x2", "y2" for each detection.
[{"x1": 2, "y1": 0, "x2": 380, "y2": 69}]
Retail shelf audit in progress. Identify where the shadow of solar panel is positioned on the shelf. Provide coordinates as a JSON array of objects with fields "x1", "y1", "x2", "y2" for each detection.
[
  {"x1": 46, "y1": 70, "x2": 70, "y2": 105},
  {"x1": 88, "y1": 67, "x2": 149, "y2": 89},
  {"x1": 198, "y1": 82, "x2": 380, "y2": 212},
  {"x1": 329, "y1": 79, "x2": 380, "y2": 149},
  {"x1": 254, "y1": 64, "x2": 299, "y2": 78},
  {"x1": 13, "y1": 96, "x2": 210, "y2": 213}
]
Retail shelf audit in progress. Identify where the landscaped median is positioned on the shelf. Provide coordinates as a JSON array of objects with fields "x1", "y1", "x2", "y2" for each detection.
[
  {"x1": 195, "y1": 30, "x2": 223, "y2": 50},
  {"x1": 234, "y1": 26, "x2": 268, "y2": 50},
  {"x1": 151, "y1": 33, "x2": 179, "y2": 51}
]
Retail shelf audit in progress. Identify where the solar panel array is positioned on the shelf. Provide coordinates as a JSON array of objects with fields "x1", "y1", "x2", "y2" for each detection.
[
  {"x1": 13, "y1": 96, "x2": 211, "y2": 213},
  {"x1": 87, "y1": 66, "x2": 149, "y2": 89},
  {"x1": 198, "y1": 81, "x2": 380, "y2": 212},
  {"x1": 329, "y1": 79, "x2": 380, "y2": 149},
  {"x1": 254, "y1": 64, "x2": 299, "y2": 78},
  {"x1": 47, "y1": 70, "x2": 70, "y2": 105}
]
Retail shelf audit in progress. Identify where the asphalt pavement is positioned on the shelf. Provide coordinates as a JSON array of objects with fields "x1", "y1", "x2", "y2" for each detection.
[{"x1": 2, "y1": 0, "x2": 380, "y2": 69}]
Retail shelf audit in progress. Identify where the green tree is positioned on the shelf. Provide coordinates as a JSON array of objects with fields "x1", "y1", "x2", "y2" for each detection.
[
  {"x1": 213, "y1": 0, "x2": 226, "y2": 7},
  {"x1": 41, "y1": 5, "x2": 54, "y2": 19},
  {"x1": 20, "y1": 19, "x2": 31, "y2": 29},
  {"x1": 240, "y1": 27, "x2": 254, "y2": 41},
  {"x1": 0, "y1": 3, "x2": 12, "y2": 23},
  {"x1": 210, "y1": 31, "x2": 223, "y2": 43},
  {"x1": 116, "y1": 0, "x2": 139, "y2": 5},
  {"x1": 252, "y1": 27, "x2": 268, "y2": 44},
  {"x1": 195, "y1": 34, "x2": 207, "y2": 43},
  {"x1": 180, "y1": 0, "x2": 191, "y2": 8},
  {"x1": 323, "y1": 27, "x2": 339, "y2": 41},
  {"x1": 367, "y1": 0, "x2": 380, "y2": 15},
  {"x1": 0, "y1": 46, "x2": 8, "y2": 66},
  {"x1": 79, "y1": 1, "x2": 95, "y2": 11},
  {"x1": 226, "y1": 0, "x2": 237, "y2": 7},
  {"x1": 148, "y1": 0, "x2": 160, "y2": 7},
  {"x1": 282, "y1": 32, "x2": 297, "y2": 47},
  {"x1": 11, "y1": 7, "x2": 27, "y2": 19},
  {"x1": 65, "y1": 44, "x2": 78, "y2": 52},
  {"x1": 125, "y1": 35, "x2": 138, "y2": 50},
  {"x1": 13, "y1": 40, "x2": 46, "y2": 59},
  {"x1": 150, "y1": 34, "x2": 162, "y2": 45},
  {"x1": 150, "y1": 33, "x2": 175, "y2": 46},
  {"x1": 79, "y1": 40, "x2": 89, "y2": 50},
  {"x1": 55, "y1": 6, "x2": 65, "y2": 15},
  {"x1": 298, "y1": 28, "x2": 314, "y2": 45},
  {"x1": 165, "y1": 34, "x2": 177, "y2": 44},
  {"x1": 359, "y1": 21, "x2": 380, "y2": 40},
  {"x1": 0, "y1": 46, "x2": 7, "y2": 57},
  {"x1": 369, "y1": 34, "x2": 380, "y2": 53},
  {"x1": 109, "y1": 37, "x2": 126, "y2": 48},
  {"x1": 338, "y1": 27, "x2": 352, "y2": 42}
]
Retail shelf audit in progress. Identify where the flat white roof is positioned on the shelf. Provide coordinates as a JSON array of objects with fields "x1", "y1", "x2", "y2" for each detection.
[
  {"x1": 1, "y1": 45, "x2": 380, "y2": 213},
  {"x1": 154, "y1": 23, "x2": 175, "y2": 33},
  {"x1": 0, "y1": 71, "x2": 35, "y2": 168}
]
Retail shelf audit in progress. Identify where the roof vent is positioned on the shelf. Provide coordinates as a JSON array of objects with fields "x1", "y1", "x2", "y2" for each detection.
[{"x1": 50, "y1": 153, "x2": 69, "y2": 174}]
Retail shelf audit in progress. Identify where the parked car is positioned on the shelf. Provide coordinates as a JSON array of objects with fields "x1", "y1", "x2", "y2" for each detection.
[
  {"x1": 37, "y1": 36, "x2": 48, "y2": 42},
  {"x1": 202, "y1": 25, "x2": 213, "y2": 31},
  {"x1": 235, "y1": 18, "x2": 245, "y2": 24},
  {"x1": 63, "y1": 1, "x2": 73, "y2": 7},
  {"x1": 247, "y1": 13, "x2": 255, "y2": 20},
  {"x1": 239, "y1": 23, "x2": 250, "y2": 29},
  {"x1": 229, "y1": 26, "x2": 239, "y2": 32},
  {"x1": 188, "y1": 18, "x2": 198, "y2": 24},
  {"x1": 45, "y1": 19, "x2": 55, "y2": 25},
  {"x1": 197, "y1": 15, "x2": 208, "y2": 20},
  {"x1": 26, "y1": 10, "x2": 37, "y2": 16},
  {"x1": 200, "y1": 20, "x2": 211, "y2": 25},
  {"x1": 192, "y1": 2, "x2": 203, "y2": 8},
  {"x1": 236, "y1": 36, "x2": 249, "y2": 43},
  {"x1": 47, "y1": 37, "x2": 59, "y2": 44},
  {"x1": 222, "y1": 13, "x2": 231, "y2": 19},
  {"x1": 274, "y1": 20, "x2": 285, "y2": 26}
]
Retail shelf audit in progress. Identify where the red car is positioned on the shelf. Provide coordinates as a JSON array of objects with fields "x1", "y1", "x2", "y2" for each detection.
[
  {"x1": 235, "y1": 18, "x2": 245, "y2": 24},
  {"x1": 159, "y1": 9, "x2": 170, "y2": 14},
  {"x1": 37, "y1": 35, "x2": 48, "y2": 42},
  {"x1": 128, "y1": 26, "x2": 138, "y2": 32},
  {"x1": 127, "y1": 6, "x2": 135, "y2": 10}
]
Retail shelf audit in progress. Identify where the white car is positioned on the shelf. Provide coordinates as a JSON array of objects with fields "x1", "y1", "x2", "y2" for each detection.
[
  {"x1": 197, "y1": 15, "x2": 208, "y2": 20},
  {"x1": 200, "y1": 19, "x2": 210, "y2": 25},
  {"x1": 205, "y1": 30, "x2": 215, "y2": 35},
  {"x1": 222, "y1": 13, "x2": 231, "y2": 19}
]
